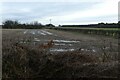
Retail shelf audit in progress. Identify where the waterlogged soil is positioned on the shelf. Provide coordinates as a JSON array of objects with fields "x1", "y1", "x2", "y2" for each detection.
[
  {"x1": 46, "y1": 29, "x2": 118, "y2": 53},
  {"x1": 46, "y1": 29, "x2": 118, "y2": 46},
  {"x1": 2, "y1": 29, "x2": 118, "y2": 54},
  {"x1": 2, "y1": 29, "x2": 119, "y2": 79}
]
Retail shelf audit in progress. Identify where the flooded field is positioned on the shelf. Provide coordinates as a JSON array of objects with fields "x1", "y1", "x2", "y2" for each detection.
[
  {"x1": 2, "y1": 29, "x2": 119, "y2": 79},
  {"x1": 3, "y1": 29, "x2": 118, "y2": 53}
]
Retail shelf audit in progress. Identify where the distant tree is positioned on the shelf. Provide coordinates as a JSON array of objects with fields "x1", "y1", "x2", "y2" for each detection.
[
  {"x1": 2, "y1": 20, "x2": 48, "y2": 29},
  {"x1": 45, "y1": 24, "x2": 55, "y2": 27},
  {"x1": 98, "y1": 22, "x2": 105, "y2": 25},
  {"x1": 58, "y1": 25, "x2": 61, "y2": 27},
  {"x1": 3, "y1": 20, "x2": 19, "y2": 28},
  {"x1": 118, "y1": 21, "x2": 120, "y2": 24}
]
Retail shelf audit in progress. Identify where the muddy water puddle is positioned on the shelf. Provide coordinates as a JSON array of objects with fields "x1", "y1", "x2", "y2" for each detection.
[
  {"x1": 53, "y1": 40, "x2": 80, "y2": 43},
  {"x1": 21, "y1": 30, "x2": 117, "y2": 53},
  {"x1": 50, "y1": 49, "x2": 75, "y2": 52},
  {"x1": 19, "y1": 38, "x2": 99, "y2": 53},
  {"x1": 23, "y1": 30, "x2": 56, "y2": 36}
]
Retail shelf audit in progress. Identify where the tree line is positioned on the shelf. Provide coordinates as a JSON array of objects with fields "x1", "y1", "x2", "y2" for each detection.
[
  {"x1": 2, "y1": 20, "x2": 119, "y2": 29},
  {"x1": 2, "y1": 20, "x2": 55, "y2": 29},
  {"x1": 60, "y1": 22, "x2": 119, "y2": 28}
]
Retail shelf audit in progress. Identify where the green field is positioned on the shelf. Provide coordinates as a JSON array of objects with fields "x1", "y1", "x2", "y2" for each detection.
[
  {"x1": 58, "y1": 27, "x2": 119, "y2": 31},
  {"x1": 52, "y1": 27, "x2": 119, "y2": 38}
]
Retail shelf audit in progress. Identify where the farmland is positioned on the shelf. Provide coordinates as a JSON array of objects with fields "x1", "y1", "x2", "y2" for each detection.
[
  {"x1": 2, "y1": 28, "x2": 119, "y2": 79},
  {"x1": 52, "y1": 27, "x2": 119, "y2": 38},
  {"x1": 55, "y1": 27, "x2": 119, "y2": 30}
]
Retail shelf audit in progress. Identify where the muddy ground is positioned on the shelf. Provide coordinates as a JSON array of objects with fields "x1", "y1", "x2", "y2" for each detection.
[
  {"x1": 3, "y1": 29, "x2": 118, "y2": 53},
  {"x1": 2, "y1": 29, "x2": 119, "y2": 79}
]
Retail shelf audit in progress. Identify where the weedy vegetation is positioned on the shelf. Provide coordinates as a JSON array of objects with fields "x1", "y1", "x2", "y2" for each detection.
[{"x1": 2, "y1": 29, "x2": 119, "y2": 79}]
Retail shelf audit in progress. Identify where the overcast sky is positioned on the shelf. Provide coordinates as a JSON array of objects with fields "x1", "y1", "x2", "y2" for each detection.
[{"x1": 0, "y1": 0, "x2": 119, "y2": 25}]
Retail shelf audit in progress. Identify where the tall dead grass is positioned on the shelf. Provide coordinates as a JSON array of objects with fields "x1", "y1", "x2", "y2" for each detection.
[{"x1": 2, "y1": 40, "x2": 118, "y2": 79}]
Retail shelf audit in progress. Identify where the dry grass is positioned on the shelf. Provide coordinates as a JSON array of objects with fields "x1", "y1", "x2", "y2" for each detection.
[
  {"x1": 2, "y1": 29, "x2": 119, "y2": 79},
  {"x1": 2, "y1": 42, "x2": 118, "y2": 79}
]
